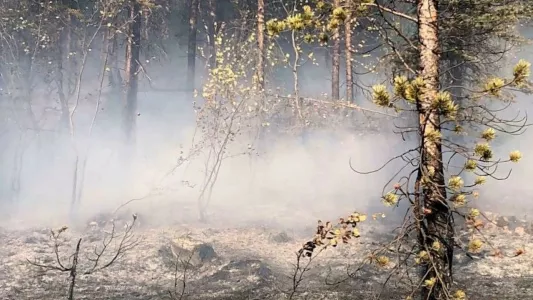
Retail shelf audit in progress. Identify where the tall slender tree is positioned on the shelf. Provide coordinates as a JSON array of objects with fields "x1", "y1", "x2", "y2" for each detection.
[
  {"x1": 331, "y1": 0, "x2": 341, "y2": 100},
  {"x1": 256, "y1": 0, "x2": 265, "y2": 91},
  {"x1": 415, "y1": 0, "x2": 453, "y2": 298},
  {"x1": 344, "y1": 0, "x2": 353, "y2": 102},
  {"x1": 205, "y1": 0, "x2": 217, "y2": 69},
  {"x1": 187, "y1": 0, "x2": 199, "y2": 90},
  {"x1": 123, "y1": 0, "x2": 141, "y2": 145}
]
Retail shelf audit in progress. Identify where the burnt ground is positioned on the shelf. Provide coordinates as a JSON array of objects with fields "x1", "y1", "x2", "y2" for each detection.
[{"x1": 1, "y1": 205, "x2": 533, "y2": 300}]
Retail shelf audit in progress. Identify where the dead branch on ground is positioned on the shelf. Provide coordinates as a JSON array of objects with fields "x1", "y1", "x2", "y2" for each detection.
[{"x1": 27, "y1": 215, "x2": 139, "y2": 300}]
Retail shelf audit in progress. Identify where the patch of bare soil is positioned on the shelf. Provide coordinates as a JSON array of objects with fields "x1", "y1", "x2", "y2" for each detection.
[{"x1": 1, "y1": 211, "x2": 533, "y2": 300}]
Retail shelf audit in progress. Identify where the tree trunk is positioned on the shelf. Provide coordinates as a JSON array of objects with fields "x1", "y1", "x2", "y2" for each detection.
[
  {"x1": 9, "y1": 132, "x2": 25, "y2": 207},
  {"x1": 69, "y1": 155, "x2": 79, "y2": 216},
  {"x1": 101, "y1": 29, "x2": 110, "y2": 80},
  {"x1": 68, "y1": 238, "x2": 82, "y2": 300},
  {"x1": 256, "y1": 0, "x2": 265, "y2": 91},
  {"x1": 109, "y1": 31, "x2": 122, "y2": 90},
  {"x1": 235, "y1": 0, "x2": 250, "y2": 46},
  {"x1": 142, "y1": 8, "x2": 150, "y2": 60},
  {"x1": 57, "y1": 18, "x2": 71, "y2": 131},
  {"x1": 344, "y1": 0, "x2": 353, "y2": 102},
  {"x1": 206, "y1": 0, "x2": 217, "y2": 69},
  {"x1": 187, "y1": 0, "x2": 199, "y2": 90},
  {"x1": 123, "y1": 0, "x2": 141, "y2": 146},
  {"x1": 331, "y1": 0, "x2": 341, "y2": 100},
  {"x1": 416, "y1": 0, "x2": 454, "y2": 298},
  {"x1": 67, "y1": 14, "x2": 79, "y2": 97}
]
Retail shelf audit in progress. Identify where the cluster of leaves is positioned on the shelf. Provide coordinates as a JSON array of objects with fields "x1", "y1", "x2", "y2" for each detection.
[
  {"x1": 195, "y1": 29, "x2": 264, "y2": 139},
  {"x1": 265, "y1": 1, "x2": 370, "y2": 45},
  {"x1": 299, "y1": 211, "x2": 367, "y2": 257}
]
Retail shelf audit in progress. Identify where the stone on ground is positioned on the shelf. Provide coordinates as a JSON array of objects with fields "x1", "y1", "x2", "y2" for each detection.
[{"x1": 168, "y1": 234, "x2": 218, "y2": 268}]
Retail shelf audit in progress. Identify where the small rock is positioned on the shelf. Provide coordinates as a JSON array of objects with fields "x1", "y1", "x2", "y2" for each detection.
[
  {"x1": 24, "y1": 236, "x2": 39, "y2": 244},
  {"x1": 269, "y1": 231, "x2": 292, "y2": 243},
  {"x1": 496, "y1": 216, "x2": 509, "y2": 228},
  {"x1": 194, "y1": 244, "x2": 217, "y2": 262},
  {"x1": 169, "y1": 235, "x2": 218, "y2": 268}
]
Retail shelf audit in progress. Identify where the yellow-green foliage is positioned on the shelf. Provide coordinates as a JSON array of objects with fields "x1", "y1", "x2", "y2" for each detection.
[
  {"x1": 484, "y1": 77, "x2": 505, "y2": 96},
  {"x1": 266, "y1": 19, "x2": 286, "y2": 36},
  {"x1": 469, "y1": 208, "x2": 480, "y2": 218},
  {"x1": 452, "y1": 194, "x2": 466, "y2": 207},
  {"x1": 433, "y1": 91, "x2": 458, "y2": 119},
  {"x1": 474, "y1": 176, "x2": 486, "y2": 185},
  {"x1": 481, "y1": 128, "x2": 496, "y2": 141},
  {"x1": 415, "y1": 250, "x2": 429, "y2": 264},
  {"x1": 382, "y1": 192, "x2": 399, "y2": 206},
  {"x1": 513, "y1": 60, "x2": 531, "y2": 86},
  {"x1": 374, "y1": 255, "x2": 390, "y2": 267},
  {"x1": 448, "y1": 176, "x2": 464, "y2": 191},
  {"x1": 393, "y1": 76, "x2": 409, "y2": 98},
  {"x1": 464, "y1": 160, "x2": 477, "y2": 171},
  {"x1": 453, "y1": 290, "x2": 467, "y2": 300},
  {"x1": 509, "y1": 150, "x2": 522, "y2": 162},
  {"x1": 372, "y1": 84, "x2": 391, "y2": 107},
  {"x1": 287, "y1": 14, "x2": 305, "y2": 31},
  {"x1": 468, "y1": 239, "x2": 483, "y2": 253},
  {"x1": 424, "y1": 128, "x2": 441, "y2": 143},
  {"x1": 474, "y1": 143, "x2": 493, "y2": 161},
  {"x1": 405, "y1": 77, "x2": 425, "y2": 103}
]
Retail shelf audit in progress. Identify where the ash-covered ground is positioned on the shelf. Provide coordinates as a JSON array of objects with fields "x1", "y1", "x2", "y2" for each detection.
[{"x1": 1, "y1": 201, "x2": 533, "y2": 300}]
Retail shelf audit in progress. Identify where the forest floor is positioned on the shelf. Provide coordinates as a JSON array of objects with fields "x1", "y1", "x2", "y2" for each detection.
[{"x1": 1, "y1": 201, "x2": 533, "y2": 300}]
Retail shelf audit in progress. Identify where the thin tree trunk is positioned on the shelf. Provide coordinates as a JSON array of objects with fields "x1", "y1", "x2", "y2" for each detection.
[
  {"x1": 331, "y1": 0, "x2": 341, "y2": 100},
  {"x1": 256, "y1": 0, "x2": 265, "y2": 91},
  {"x1": 58, "y1": 20, "x2": 71, "y2": 131},
  {"x1": 69, "y1": 155, "x2": 79, "y2": 215},
  {"x1": 101, "y1": 29, "x2": 110, "y2": 80},
  {"x1": 416, "y1": 0, "x2": 453, "y2": 298},
  {"x1": 344, "y1": 0, "x2": 353, "y2": 102},
  {"x1": 324, "y1": 48, "x2": 330, "y2": 69},
  {"x1": 123, "y1": 0, "x2": 141, "y2": 145},
  {"x1": 291, "y1": 30, "x2": 302, "y2": 123},
  {"x1": 67, "y1": 14, "x2": 79, "y2": 97},
  {"x1": 235, "y1": 0, "x2": 249, "y2": 46},
  {"x1": 187, "y1": 0, "x2": 199, "y2": 90},
  {"x1": 9, "y1": 132, "x2": 25, "y2": 206},
  {"x1": 110, "y1": 32, "x2": 121, "y2": 89},
  {"x1": 142, "y1": 8, "x2": 150, "y2": 60},
  {"x1": 206, "y1": 0, "x2": 217, "y2": 69},
  {"x1": 68, "y1": 238, "x2": 82, "y2": 300}
]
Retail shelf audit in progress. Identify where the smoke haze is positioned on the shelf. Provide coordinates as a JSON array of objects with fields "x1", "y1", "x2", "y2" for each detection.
[{"x1": 1, "y1": 37, "x2": 533, "y2": 232}]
